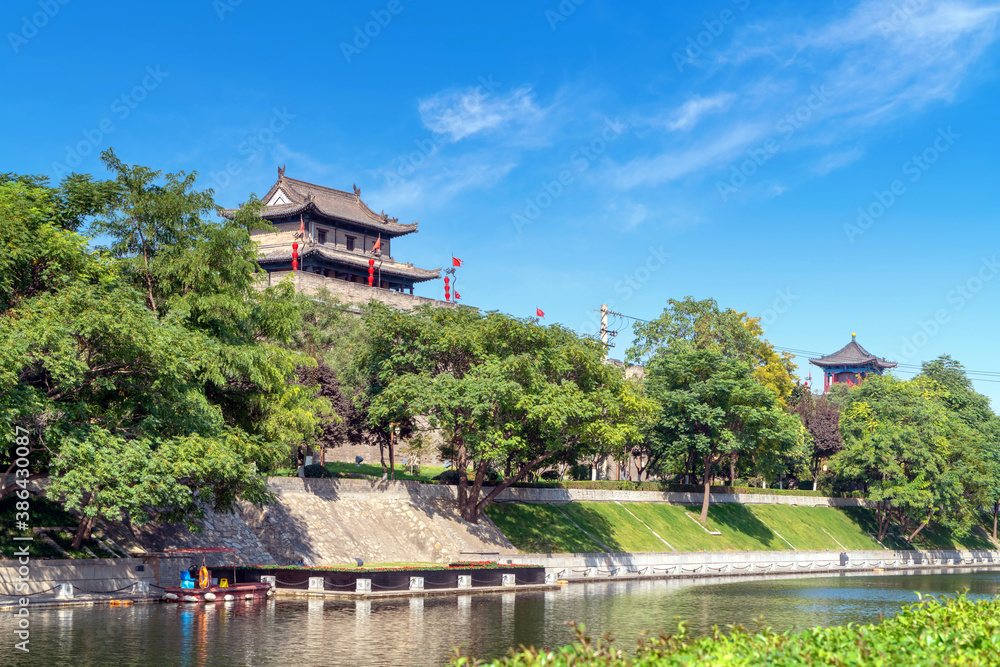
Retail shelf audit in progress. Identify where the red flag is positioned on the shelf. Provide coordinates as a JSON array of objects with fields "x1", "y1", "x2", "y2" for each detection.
[
  {"x1": 455, "y1": 291, "x2": 461, "y2": 300},
  {"x1": 452, "y1": 256, "x2": 463, "y2": 267},
  {"x1": 536, "y1": 308, "x2": 544, "y2": 318},
  {"x1": 371, "y1": 234, "x2": 381, "y2": 255}
]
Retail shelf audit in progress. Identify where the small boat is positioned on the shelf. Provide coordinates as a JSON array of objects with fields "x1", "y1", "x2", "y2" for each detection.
[
  {"x1": 162, "y1": 582, "x2": 271, "y2": 603},
  {"x1": 160, "y1": 553, "x2": 272, "y2": 603}
]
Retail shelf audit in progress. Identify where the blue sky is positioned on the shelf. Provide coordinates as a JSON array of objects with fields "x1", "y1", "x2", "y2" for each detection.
[{"x1": 5, "y1": 0, "x2": 1000, "y2": 403}]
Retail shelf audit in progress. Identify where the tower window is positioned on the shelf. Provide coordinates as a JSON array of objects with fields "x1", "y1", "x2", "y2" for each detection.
[
  {"x1": 317, "y1": 229, "x2": 327, "y2": 244},
  {"x1": 346, "y1": 236, "x2": 356, "y2": 251}
]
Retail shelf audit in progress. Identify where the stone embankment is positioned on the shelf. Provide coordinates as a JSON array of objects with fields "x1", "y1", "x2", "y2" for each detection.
[
  {"x1": 503, "y1": 549, "x2": 1000, "y2": 582},
  {"x1": 104, "y1": 479, "x2": 869, "y2": 566},
  {"x1": 0, "y1": 556, "x2": 189, "y2": 608},
  {"x1": 103, "y1": 478, "x2": 516, "y2": 567}
]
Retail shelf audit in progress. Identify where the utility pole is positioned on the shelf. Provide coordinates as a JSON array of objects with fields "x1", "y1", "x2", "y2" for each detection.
[{"x1": 600, "y1": 304, "x2": 609, "y2": 351}]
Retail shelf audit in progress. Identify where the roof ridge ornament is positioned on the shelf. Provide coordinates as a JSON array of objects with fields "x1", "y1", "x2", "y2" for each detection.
[
  {"x1": 278, "y1": 165, "x2": 286, "y2": 179},
  {"x1": 353, "y1": 184, "x2": 361, "y2": 199}
]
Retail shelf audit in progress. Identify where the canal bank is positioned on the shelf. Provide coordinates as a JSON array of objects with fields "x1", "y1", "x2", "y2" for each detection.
[
  {"x1": 6, "y1": 569, "x2": 1000, "y2": 666},
  {"x1": 502, "y1": 548, "x2": 1000, "y2": 582},
  {"x1": 6, "y1": 548, "x2": 1000, "y2": 609}
]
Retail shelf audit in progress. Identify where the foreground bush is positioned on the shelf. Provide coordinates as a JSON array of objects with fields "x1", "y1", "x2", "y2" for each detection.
[{"x1": 453, "y1": 593, "x2": 1000, "y2": 666}]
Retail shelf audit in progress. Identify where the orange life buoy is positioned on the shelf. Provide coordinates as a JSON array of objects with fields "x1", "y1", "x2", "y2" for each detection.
[{"x1": 198, "y1": 566, "x2": 210, "y2": 589}]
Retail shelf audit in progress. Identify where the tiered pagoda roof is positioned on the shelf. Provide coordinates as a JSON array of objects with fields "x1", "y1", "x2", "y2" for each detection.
[
  {"x1": 808, "y1": 336, "x2": 897, "y2": 370},
  {"x1": 224, "y1": 167, "x2": 419, "y2": 238}
]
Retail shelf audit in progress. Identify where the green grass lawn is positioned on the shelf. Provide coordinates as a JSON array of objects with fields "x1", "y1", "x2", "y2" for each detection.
[
  {"x1": 484, "y1": 502, "x2": 607, "y2": 553},
  {"x1": 745, "y1": 505, "x2": 883, "y2": 551},
  {"x1": 624, "y1": 502, "x2": 784, "y2": 551},
  {"x1": 556, "y1": 502, "x2": 673, "y2": 552},
  {"x1": 486, "y1": 501, "x2": 998, "y2": 554}
]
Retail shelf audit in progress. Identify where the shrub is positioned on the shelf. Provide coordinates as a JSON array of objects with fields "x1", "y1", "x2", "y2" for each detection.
[
  {"x1": 432, "y1": 469, "x2": 461, "y2": 485},
  {"x1": 455, "y1": 593, "x2": 1000, "y2": 666},
  {"x1": 303, "y1": 464, "x2": 333, "y2": 478}
]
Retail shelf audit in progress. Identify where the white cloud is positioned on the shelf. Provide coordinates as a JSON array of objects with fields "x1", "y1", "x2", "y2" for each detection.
[
  {"x1": 611, "y1": 122, "x2": 771, "y2": 189},
  {"x1": 665, "y1": 93, "x2": 737, "y2": 131},
  {"x1": 605, "y1": 0, "x2": 1000, "y2": 192},
  {"x1": 370, "y1": 153, "x2": 518, "y2": 211},
  {"x1": 812, "y1": 146, "x2": 865, "y2": 174},
  {"x1": 418, "y1": 87, "x2": 545, "y2": 142}
]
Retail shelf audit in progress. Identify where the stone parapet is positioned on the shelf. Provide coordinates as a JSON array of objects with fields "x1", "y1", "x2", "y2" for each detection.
[
  {"x1": 258, "y1": 270, "x2": 457, "y2": 311},
  {"x1": 265, "y1": 477, "x2": 868, "y2": 507}
]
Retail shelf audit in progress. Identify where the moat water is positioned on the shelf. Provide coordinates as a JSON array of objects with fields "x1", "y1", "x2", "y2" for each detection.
[{"x1": 4, "y1": 569, "x2": 1000, "y2": 666}]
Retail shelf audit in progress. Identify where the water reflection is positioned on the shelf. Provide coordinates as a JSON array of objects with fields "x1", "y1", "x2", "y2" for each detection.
[{"x1": 5, "y1": 569, "x2": 1000, "y2": 666}]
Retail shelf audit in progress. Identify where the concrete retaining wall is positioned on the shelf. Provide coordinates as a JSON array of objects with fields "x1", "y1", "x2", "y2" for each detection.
[
  {"x1": 267, "y1": 477, "x2": 868, "y2": 507},
  {"x1": 499, "y1": 549, "x2": 1000, "y2": 581},
  {"x1": 0, "y1": 556, "x2": 189, "y2": 598}
]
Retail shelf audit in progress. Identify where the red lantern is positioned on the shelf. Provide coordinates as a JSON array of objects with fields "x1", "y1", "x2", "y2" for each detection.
[
  {"x1": 368, "y1": 258, "x2": 375, "y2": 286},
  {"x1": 444, "y1": 276, "x2": 450, "y2": 302},
  {"x1": 292, "y1": 242, "x2": 299, "y2": 272}
]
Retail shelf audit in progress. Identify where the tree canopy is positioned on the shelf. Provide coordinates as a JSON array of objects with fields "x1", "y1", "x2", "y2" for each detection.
[
  {"x1": 645, "y1": 348, "x2": 800, "y2": 522},
  {"x1": 355, "y1": 304, "x2": 647, "y2": 522},
  {"x1": 0, "y1": 153, "x2": 327, "y2": 546},
  {"x1": 627, "y1": 296, "x2": 797, "y2": 405},
  {"x1": 833, "y1": 370, "x2": 990, "y2": 542}
]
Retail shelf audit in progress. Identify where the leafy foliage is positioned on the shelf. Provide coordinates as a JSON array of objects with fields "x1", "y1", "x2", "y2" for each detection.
[
  {"x1": 644, "y1": 348, "x2": 800, "y2": 522},
  {"x1": 0, "y1": 155, "x2": 326, "y2": 546},
  {"x1": 356, "y1": 304, "x2": 641, "y2": 522},
  {"x1": 627, "y1": 296, "x2": 797, "y2": 405},
  {"x1": 790, "y1": 390, "x2": 843, "y2": 485},
  {"x1": 454, "y1": 593, "x2": 1000, "y2": 666},
  {"x1": 833, "y1": 373, "x2": 979, "y2": 542}
]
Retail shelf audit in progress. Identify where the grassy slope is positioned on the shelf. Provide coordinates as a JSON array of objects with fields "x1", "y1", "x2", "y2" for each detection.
[
  {"x1": 486, "y1": 503, "x2": 606, "y2": 553},
  {"x1": 0, "y1": 494, "x2": 101, "y2": 559},
  {"x1": 485, "y1": 501, "x2": 996, "y2": 554}
]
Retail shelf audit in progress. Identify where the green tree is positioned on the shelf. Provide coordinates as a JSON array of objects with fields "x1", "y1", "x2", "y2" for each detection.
[
  {"x1": 833, "y1": 374, "x2": 972, "y2": 542},
  {"x1": 790, "y1": 390, "x2": 844, "y2": 486},
  {"x1": 645, "y1": 348, "x2": 800, "y2": 523},
  {"x1": 1, "y1": 156, "x2": 326, "y2": 547},
  {"x1": 627, "y1": 296, "x2": 797, "y2": 405},
  {"x1": 356, "y1": 304, "x2": 632, "y2": 522},
  {"x1": 918, "y1": 355, "x2": 1000, "y2": 538}
]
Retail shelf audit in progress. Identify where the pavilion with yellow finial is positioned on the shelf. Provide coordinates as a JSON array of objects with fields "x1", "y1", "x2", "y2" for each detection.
[{"x1": 808, "y1": 333, "x2": 898, "y2": 392}]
